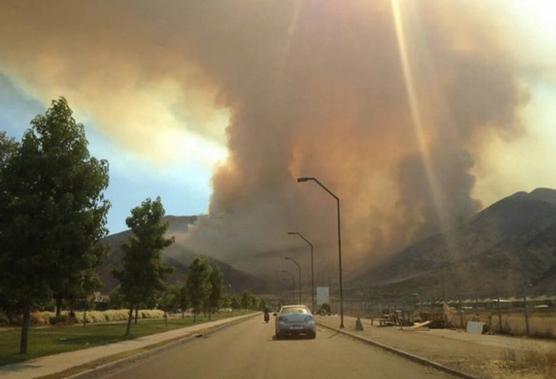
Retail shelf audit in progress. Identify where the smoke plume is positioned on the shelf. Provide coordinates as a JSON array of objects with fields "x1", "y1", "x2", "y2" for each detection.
[{"x1": 0, "y1": 1, "x2": 529, "y2": 278}]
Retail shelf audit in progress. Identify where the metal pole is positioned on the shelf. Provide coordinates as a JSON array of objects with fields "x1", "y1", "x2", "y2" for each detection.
[
  {"x1": 310, "y1": 244, "x2": 314, "y2": 312},
  {"x1": 288, "y1": 232, "x2": 315, "y2": 313},
  {"x1": 297, "y1": 177, "x2": 344, "y2": 328},
  {"x1": 285, "y1": 257, "x2": 302, "y2": 304},
  {"x1": 281, "y1": 270, "x2": 296, "y2": 303},
  {"x1": 336, "y1": 196, "x2": 344, "y2": 328}
]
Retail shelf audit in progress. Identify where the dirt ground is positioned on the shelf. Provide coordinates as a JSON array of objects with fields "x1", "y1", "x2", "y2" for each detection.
[{"x1": 316, "y1": 315, "x2": 556, "y2": 379}]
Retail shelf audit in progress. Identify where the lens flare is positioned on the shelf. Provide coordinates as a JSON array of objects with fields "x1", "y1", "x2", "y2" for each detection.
[{"x1": 390, "y1": 0, "x2": 445, "y2": 227}]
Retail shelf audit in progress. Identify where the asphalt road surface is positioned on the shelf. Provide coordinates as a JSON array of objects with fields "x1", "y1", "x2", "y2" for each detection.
[{"x1": 105, "y1": 316, "x2": 454, "y2": 379}]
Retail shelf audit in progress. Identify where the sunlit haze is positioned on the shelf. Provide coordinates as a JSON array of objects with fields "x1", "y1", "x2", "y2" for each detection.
[{"x1": 0, "y1": 0, "x2": 554, "y2": 258}]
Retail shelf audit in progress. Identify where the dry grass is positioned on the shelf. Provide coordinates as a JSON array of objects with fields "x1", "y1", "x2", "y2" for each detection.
[
  {"x1": 73, "y1": 309, "x2": 164, "y2": 324},
  {"x1": 0, "y1": 309, "x2": 166, "y2": 327},
  {"x1": 501, "y1": 348, "x2": 556, "y2": 378}
]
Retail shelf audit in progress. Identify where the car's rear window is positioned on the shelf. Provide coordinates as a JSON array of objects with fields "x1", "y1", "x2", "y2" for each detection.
[{"x1": 281, "y1": 307, "x2": 309, "y2": 315}]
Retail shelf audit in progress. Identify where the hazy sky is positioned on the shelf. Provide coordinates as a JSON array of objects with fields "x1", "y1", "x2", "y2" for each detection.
[
  {"x1": 0, "y1": 73, "x2": 214, "y2": 233},
  {"x1": 0, "y1": 0, "x2": 555, "y2": 246}
]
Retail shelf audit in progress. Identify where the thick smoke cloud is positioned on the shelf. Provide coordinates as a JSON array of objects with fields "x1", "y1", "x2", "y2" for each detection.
[{"x1": 0, "y1": 1, "x2": 528, "y2": 278}]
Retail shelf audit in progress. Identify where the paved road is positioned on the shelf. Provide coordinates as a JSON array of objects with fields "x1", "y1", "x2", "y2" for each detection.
[{"x1": 105, "y1": 316, "x2": 454, "y2": 379}]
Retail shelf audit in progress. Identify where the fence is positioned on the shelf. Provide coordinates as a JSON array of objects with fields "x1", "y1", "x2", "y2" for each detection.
[{"x1": 327, "y1": 294, "x2": 556, "y2": 338}]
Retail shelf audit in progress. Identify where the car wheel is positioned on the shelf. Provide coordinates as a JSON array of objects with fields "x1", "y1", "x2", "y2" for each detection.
[
  {"x1": 275, "y1": 331, "x2": 282, "y2": 339},
  {"x1": 308, "y1": 331, "x2": 316, "y2": 339}
]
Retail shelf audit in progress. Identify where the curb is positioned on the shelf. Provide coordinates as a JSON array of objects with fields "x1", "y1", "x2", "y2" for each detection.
[
  {"x1": 317, "y1": 321, "x2": 479, "y2": 379},
  {"x1": 40, "y1": 312, "x2": 259, "y2": 379}
]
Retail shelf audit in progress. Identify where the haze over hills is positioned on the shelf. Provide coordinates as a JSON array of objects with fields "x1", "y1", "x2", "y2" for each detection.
[
  {"x1": 98, "y1": 188, "x2": 556, "y2": 301},
  {"x1": 351, "y1": 188, "x2": 556, "y2": 301},
  {"x1": 97, "y1": 216, "x2": 272, "y2": 294}
]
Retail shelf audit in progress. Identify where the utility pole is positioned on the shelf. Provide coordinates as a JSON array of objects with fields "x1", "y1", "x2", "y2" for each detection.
[
  {"x1": 285, "y1": 257, "x2": 302, "y2": 304},
  {"x1": 297, "y1": 176, "x2": 344, "y2": 328},
  {"x1": 288, "y1": 232, "x2": 315, "y2": 312}
]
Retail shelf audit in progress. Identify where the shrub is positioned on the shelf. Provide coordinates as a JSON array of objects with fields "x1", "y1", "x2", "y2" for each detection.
[
  {"x1": 502, "y1": 348, "x2": 556, "y2": 378},
  {"x1": 2, "y1": 308, "x2": 165, "y2": 326},
  {"x1": 48, "y1": 313, "x2": 75, "y2": 325},
  {"x1": 0, "y1": 312, "x2": 10, "y2": 325}
]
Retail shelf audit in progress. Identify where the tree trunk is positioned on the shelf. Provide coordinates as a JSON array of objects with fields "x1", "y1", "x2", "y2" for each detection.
[
  {"x1": 193, "y1": 311, "x2": 197, "y2": 323},
  {"x1": 181, "y1": 310, "x2": 185, "y2": 319},
  {"x1": 20, "y1": 304, "x2": 31, "y2": 354},
  {"x1": 208, "y1": 311, "x2": 212, "y2": 321},
  {"x1": 83, "y1": 305, "x2": 88, "y2": 328},
  {"x1": 125, "y1": 307, "x2": 134, "y2": 336},
  {"x1": 69, "y1": 299, "x2": 76, "y2": 320},
  {"x1": 55, "y1": 296, "x2": 63, "y2": 319},
  {"x1": 134, "y1": 307, "x2": 139, "y2": 324}
]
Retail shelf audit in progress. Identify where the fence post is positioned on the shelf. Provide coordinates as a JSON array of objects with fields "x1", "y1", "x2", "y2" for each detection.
[
  {"x1": 497, "y1": 296, "x2": 503, "y2": 333},
  {"x1": 523, "y1": 295, "x2": 530, "y2": 337},
  {"x1": 459, "y1": 299, "x2": 464, "y2": 329}
]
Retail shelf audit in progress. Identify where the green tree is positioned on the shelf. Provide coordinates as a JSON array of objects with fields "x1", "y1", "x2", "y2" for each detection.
[
  {"x1": 221, "y1": 295, "x2": 232, "y2": 309},
  {"x1": 0, "y1": 99, "x2": 110, "y2": 353},
  {"x1": 176, "y1": 284, "x2": 189, "y2": 319},
  {"x1": 186, "y1": 257, "x2": 212, "y2": 322},
  {"x1": 241, "y1": 291, "x2": 254, "y2": 309},
  {"x1": 0, "y1": 132, "x2": 18, "y2": 323},
  {"x1": 230, "y1": 295, "x2": 241, "y2": 310},
  {"x1": 0, "y1": 131, "x2": 16, "y2": 168},
  {"x1": 108, "y1": 286, "x2": 124, "y2": 309},
  {"x1": 207, "y1": 265, "x2": 223, "y2": 319},
  {"x1": 113, "y1": 197, "x2": 174, "y2": 336},
  {"x1": 16, "y1": 99, "x2": 109, "y2": 318},
  {"x1": 74, "y1": 269, "x2": 102, "y2": 327}
]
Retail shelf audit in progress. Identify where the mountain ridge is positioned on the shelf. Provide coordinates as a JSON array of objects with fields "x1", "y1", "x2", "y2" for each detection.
[
  {"x1": 351, "y1": 188, "x2": 556, "y2": 300},
  {"x1": 97, "y1": 215, "x2": 272, "y2": 294}
]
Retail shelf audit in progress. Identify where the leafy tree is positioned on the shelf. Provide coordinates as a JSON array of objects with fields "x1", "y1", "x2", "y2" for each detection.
[
  {"x1": 29, "y1": 99, "x2": 110, "y2": 319},
  {"x1": 1, "y1": 130, "x2": 60, "y2": 353},
  {"x1": 221, "y1": 295, "x2": 232, "y2": 309},
  {"x1": 157, "y1": 286, "x2": 177, "y2": 312},
  {"x1": 207, "y1": 266, "x2": 223, "y2": 319},
  {"x1": 0, "y1": 131, "x2": 16, "y2": 168},
  {"x1": 175, "y1": 284, "x2": 189, "y2": 319},
  {"x1": 0, "y1": 99, "x2": 109, "y2": 353},
  {"x1": 186, "y1": 257, "x2": 212, "y2": 322},
  {"x1": 156, "y1": 283, "x2": 188, "y2": 325},
  {"x1": 113, "y1": 197, "x2": 174, "y2": 336},
  {"x1": 109, "y1": 287, "x2": 124, "y2": 309},
  {"x1": 74, "y1": 269, "x2": 102, "y2": 327},
  {"x1": 241, "y1": 291, "x2": 255, "y2": 309},
  {"x1": 230, "y1": 295, "x2": 241, "y2": 310},
  {"x1": 0, "y1": 132, "x2": 18, "y2": 323}
]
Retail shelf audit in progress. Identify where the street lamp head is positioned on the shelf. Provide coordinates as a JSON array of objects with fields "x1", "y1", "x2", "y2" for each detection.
[
  {"x1": 287, "y1": 231, "x2": 297, "y2": 235},
  {"x1": 284, "y1": 256, "x2": 291, "y2": 261},
  {"x1": 297, "y1": 177, "x2": 312, "y2": 183}
]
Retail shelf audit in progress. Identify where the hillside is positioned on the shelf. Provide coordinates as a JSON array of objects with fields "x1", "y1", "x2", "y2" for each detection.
[
  {"x1": 352, "y1": 188, "x2": 556, "y2": 300},
  {"x1": 97, "y1": 216, "x2": 272, "y2": 294}
]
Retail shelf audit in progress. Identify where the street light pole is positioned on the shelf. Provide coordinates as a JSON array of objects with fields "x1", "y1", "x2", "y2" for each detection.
[
  {"x1": 281, "y1": 270, "x2": 296, "y2": 303},
  {"x1": 284, "y1": 257, "x2": 302, "y2": 304},
  {"x1": 288, "y1": 232, "x2": 315, "y2": 313},
  {"x1": 297, "y1": 176, "x2": 344, "y2": 328}
]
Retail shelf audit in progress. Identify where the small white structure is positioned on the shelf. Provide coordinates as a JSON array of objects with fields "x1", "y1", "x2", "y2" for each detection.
[
  {"x1": 316, "y1": 287, "x2": 329, "y2": 305},
  {"x1": 466, "y1": 321, "x2": 485, "y2": 334}
]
